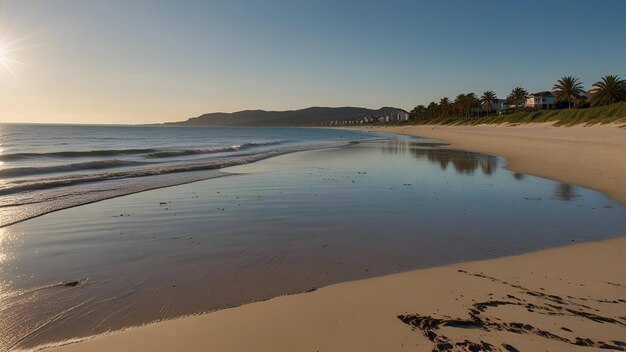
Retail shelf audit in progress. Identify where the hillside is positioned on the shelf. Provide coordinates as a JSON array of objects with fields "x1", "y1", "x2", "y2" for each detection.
[{"x1": 166, "y1": 106, "x2": 407, "y2": 127}]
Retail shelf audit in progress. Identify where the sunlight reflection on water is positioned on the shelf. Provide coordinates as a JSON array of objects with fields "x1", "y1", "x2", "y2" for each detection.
[{"x1": 0, "y1": 227, "x2": 7, "y2": 264}]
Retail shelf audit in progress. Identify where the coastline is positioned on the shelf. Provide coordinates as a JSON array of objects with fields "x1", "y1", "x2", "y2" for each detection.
[{"x1": 43, "y1": 125, "x2": 626, "y2": 352}]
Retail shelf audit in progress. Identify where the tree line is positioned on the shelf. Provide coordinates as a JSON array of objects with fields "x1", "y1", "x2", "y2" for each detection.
[{"x1": 410, "y1": 75, "x2": 626, "y2": 121}]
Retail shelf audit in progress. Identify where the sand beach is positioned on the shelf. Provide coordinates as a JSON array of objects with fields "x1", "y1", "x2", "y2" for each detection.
[{"x1": 43, "y1": 124, "x2": 626, "y2": 352}]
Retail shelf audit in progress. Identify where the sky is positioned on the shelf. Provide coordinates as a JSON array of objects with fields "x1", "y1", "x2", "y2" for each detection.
[{"x1": 0, "y1": 0, "x2": 625, "y2": 124}]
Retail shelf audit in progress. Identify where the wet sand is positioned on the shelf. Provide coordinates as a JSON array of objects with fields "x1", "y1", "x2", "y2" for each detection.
[
  {"x1": 360, "y1": 123, "x2": 626, "y2": 204},
  {"x1": 46, "y1": 237, "x2": 626, "y2": 352},
  {"x1": 44, "y1": 125, "x2": 626, "y2": 352}
]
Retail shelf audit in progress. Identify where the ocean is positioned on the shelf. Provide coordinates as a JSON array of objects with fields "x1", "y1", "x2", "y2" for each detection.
[{"x1": 0, "y1": 124, "x2": 381, "y2": 227}]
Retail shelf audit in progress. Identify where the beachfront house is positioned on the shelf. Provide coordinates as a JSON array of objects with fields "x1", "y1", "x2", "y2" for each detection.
[
  {"x1": 481, "y1": 99, "x2": 509, "y2": 114},
  {"x1": 525, "y1": 91, "x2": 556, "y2": 109}
]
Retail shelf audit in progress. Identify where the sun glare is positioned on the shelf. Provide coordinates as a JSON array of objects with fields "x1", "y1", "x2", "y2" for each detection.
[
  {"x1": 0, "y1": 42, "x2": 16, "y2": 75},
  {"x1": 0, "y1": 34, "x2": 33, "y2": 79},
  {"x1": 0, "y1": 44, "x2": 7, "y2": 65},
  {"x1": 0, "y1": 41, "x2": 16, "y2": 76}
]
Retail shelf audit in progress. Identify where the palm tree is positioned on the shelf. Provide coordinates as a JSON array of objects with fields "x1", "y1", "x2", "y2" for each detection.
[
  {"x1": 480, "y1": 91, "x2": 497, "y2": 115},
  {"x1": 454, "y1": 94, "x2": 465, "y2": 118},
  {"x1": 454, "y1": 93, "x2": 476, "y2": 118},
  {"x1": 507, "y1": 87, "x2": 528, "y2": 113},
  {"x1": 466, "y1": 93, "x2": 479, "y2": 117},
  {"x1": 590, "y1": 75, "x2": 626, "y2": 106},
  {"x1": 426, "y1": 102, "x2": 439, "y2": 119},
  {"x1": 439, "y1": 97, "x2": 452, "y2": 118},
  {"x1": 553, "y1": 76, "x2": 585, "y2": 109},
  {"x1": 411, "y1": 105, "x2": 427, "y2": 120},
  {"x1": 453, "y1": 93, "x2": 479, "y2": 118}
]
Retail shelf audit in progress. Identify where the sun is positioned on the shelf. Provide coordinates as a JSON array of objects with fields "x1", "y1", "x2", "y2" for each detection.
[{"x1": 0, "y1": 27, "x2": 37, "y2": 78}]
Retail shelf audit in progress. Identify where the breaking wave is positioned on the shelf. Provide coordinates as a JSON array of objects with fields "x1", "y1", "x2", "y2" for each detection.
[
  {"x1": 145, "y1": 141, "x2": 288, "y2": 158},
  {"x1": 0, "y1": 160, "x2": 149, "y2": 178},
  {"x1": 0, "y1": 142, "x2": 288, "y2": 162},
  {"x1": 0, "y1": 141, "x2": 342, "y2": 201},
  {"x1": 0, "y1": 149, "x2": 157, "y2": 161}
]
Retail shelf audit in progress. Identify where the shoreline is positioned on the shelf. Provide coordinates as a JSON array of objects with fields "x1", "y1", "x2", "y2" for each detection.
[
  {"x1": 44, "y1": 237, "x2": 626, "y2": 352},
  {"x1": 42, "y1": 125, "x2": 626, "y2": 352}
]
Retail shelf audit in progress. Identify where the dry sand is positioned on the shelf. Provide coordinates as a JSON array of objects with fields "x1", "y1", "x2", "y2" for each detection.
[{"x1": 45, "y1": 124, "x2": 626, "y2": 352}]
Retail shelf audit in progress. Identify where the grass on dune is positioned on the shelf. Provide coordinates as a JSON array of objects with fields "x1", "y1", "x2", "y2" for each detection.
[{"x1": 406, "y1": 102, "x2": 626, "y2": 127}]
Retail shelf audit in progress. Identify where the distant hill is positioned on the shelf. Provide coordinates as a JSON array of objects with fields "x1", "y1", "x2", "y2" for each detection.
[{"x1": 165, "y1": 106, "x2": 408, "y2": 127}]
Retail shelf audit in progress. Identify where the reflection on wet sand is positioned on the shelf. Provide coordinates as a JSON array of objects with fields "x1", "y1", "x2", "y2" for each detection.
[
  {"x1": 380, "y1": 140, "x2": 499, "y2": 176},
  {"x1": 554, "y1": 183, "x2": 580, "y2": 201},
  {"x1": 381, "y1": 141, "x2": 584, "y2": 202},
  {"x1": 513, "y1": 172, "x2": 526, "y2": 180}
]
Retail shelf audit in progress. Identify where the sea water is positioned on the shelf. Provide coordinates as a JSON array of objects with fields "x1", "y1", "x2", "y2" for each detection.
[{"x1": 0, "y1": 124, "x2": 379, "y2": 227}]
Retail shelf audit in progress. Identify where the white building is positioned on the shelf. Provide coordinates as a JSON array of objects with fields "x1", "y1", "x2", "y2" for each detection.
[
  {"x1": 378, "y1": 111, "x2": 410, "y2": 123},
  {"x1": 481, "y1": 99, "x2": 508, "y2": 114},
  {"x1": 397, "y1": 111, "x2": 410, "y2": 121},
  {"x1": 525, "y1": 91, "x2": 556, "y2": 109}
]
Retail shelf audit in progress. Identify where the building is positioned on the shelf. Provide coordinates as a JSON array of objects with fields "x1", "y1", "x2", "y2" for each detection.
[
  {"x1": 481, "y1": 99, "x2": 509, "y2": 114},
  {"x1": 397, "y1": 111, "x2": 410, "y2": 121},
  {"x1": 377, "y1": 111, "x2": 409, "y2": 123},
  {"x1": 525, "y1": 91, "x2": 556, "y2": 109}
]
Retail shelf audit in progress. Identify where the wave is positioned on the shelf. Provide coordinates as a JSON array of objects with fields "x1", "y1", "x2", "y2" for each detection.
[
  {"x1": 0, "y1": 141, "x2": 291, "y2": 179},
  {"x1": 0, "y1": 151, "x2": 273, "y2": 196},
  {"x1": 0, "y1": 149, "x2": 157, "y2": 161},
  {"x1": 0, "y1": 142, "x2": 288, "y2": 162},
  {"x1": 145, "y1": 146, "x2": 243, "y2": 158},
  {"x1": 145, "y1": 141, "x2": 288, "y2": 158},
  {"x1": 0, "y1": 160, "x2": 148, "y2": 178},
  {"x1": 0, "y1": 142, "x2": 338, "y2": 198},
  {"x1": 0, "y1": 140, "x2": 363, "y2": 228}
]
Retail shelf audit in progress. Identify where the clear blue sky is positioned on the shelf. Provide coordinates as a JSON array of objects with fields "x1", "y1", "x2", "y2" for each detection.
[{"x1": 1, "y1": 0, "x2": 625, "y2": 123}]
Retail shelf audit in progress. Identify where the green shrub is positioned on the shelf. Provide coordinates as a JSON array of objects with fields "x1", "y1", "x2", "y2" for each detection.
[{"x1": 408, "y1": 102, "x2": 626, "y2": 126}]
